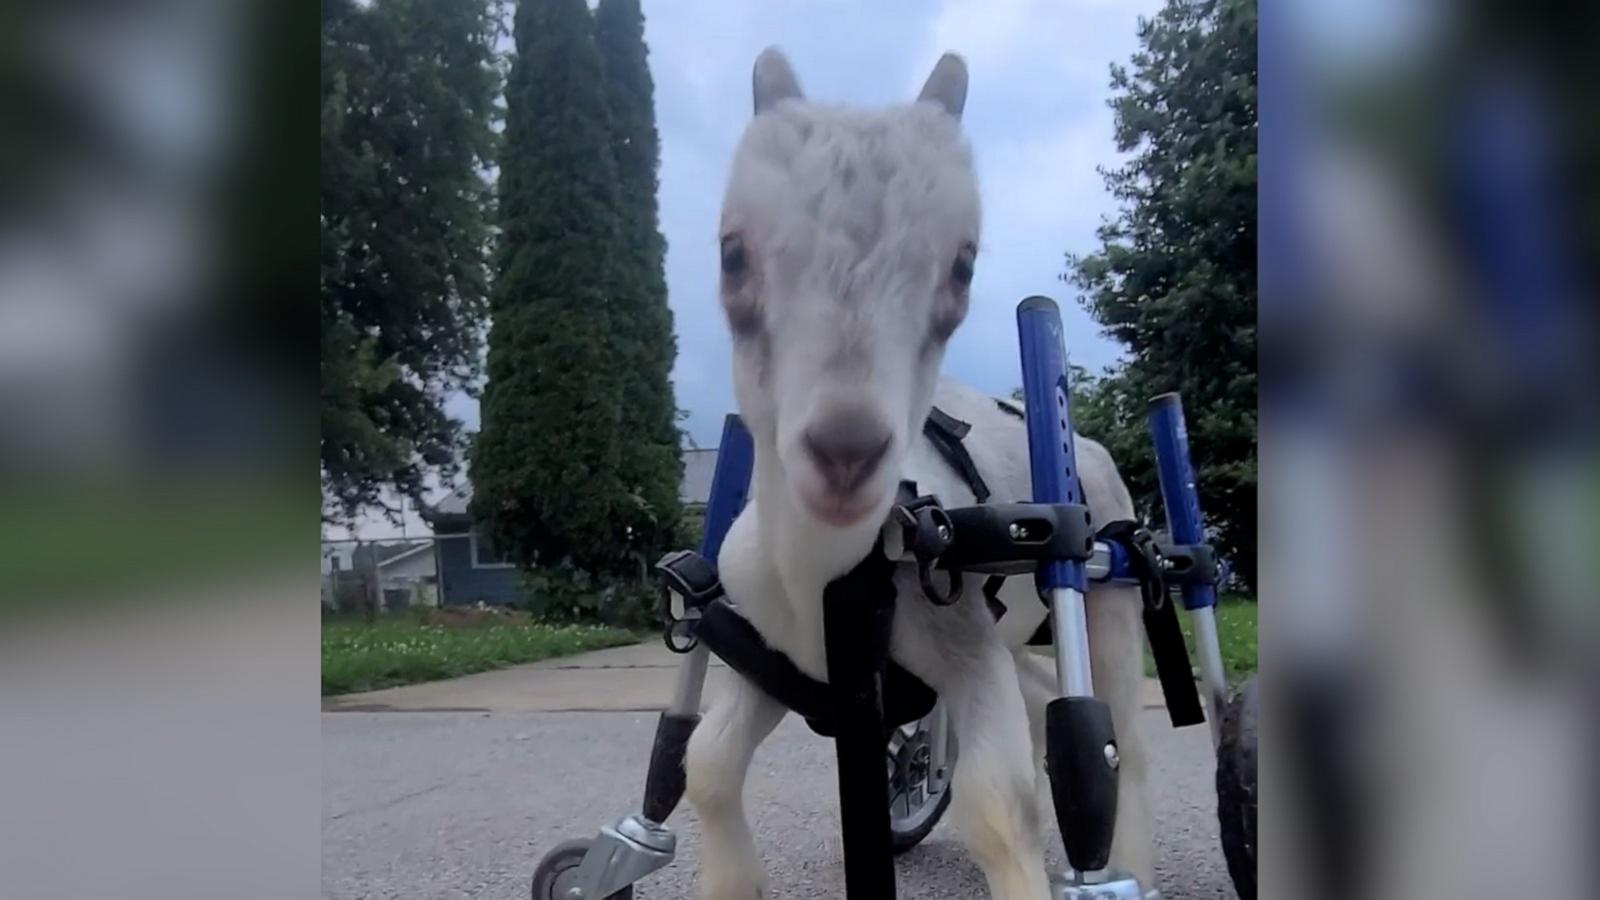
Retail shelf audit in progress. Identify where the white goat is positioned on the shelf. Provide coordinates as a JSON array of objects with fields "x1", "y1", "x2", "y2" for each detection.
[{"x1": 683, "y1": 48, "x2": 1154, "y2": 900}]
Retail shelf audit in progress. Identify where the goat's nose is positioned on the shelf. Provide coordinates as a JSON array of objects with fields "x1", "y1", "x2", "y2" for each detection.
[{"x1": 803, "y1": 411, "x2": 892, "y2": 494}]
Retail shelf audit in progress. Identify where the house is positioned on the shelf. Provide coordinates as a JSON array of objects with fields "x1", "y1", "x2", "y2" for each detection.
[
  {"x1": 418, "y1": 485, "x2": 523, "y2": 606},
  {"x1": 365, "y1": 542, "x2": 439, "y2": 607},
  {"x1": 679, "y1": 447, "x2": 719, "y2": 513},
  {"x1": 422, "y1": 447, "x2": 718, "y2": 606},
  {"x1": 321, "y1": 540, "x2": 439, "y2": 610}
]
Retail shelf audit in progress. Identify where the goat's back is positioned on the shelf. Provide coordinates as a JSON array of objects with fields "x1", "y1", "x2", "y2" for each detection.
[
  {"x1": 889, "y1": 378, "x2": 1137, "y2": 650},
  {"x1": 909, "y1": 378, "x2": 1136, "y2": 523}
]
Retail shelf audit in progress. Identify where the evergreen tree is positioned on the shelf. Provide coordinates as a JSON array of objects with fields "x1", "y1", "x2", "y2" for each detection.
[
  {"x1": 471, "y1": 0, "x2": 634, "y2": 574},
  {"x1": 594, "y1": 0, "x2": 683, "y2": 560},
  {"x1": 1067, "y1": 0, "x2": 1258, "y2": 588},
  {"x1": 320, "y1": 0, "x2": 500, "y2": 523}
]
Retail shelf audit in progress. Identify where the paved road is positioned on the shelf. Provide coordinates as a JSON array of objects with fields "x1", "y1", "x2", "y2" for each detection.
[{"x1": 323, "y1": 705, "x2": 1233, "y2": 899}]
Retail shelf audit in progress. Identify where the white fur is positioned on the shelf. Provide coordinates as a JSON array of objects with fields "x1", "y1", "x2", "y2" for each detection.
[{"x1": 685, "y1": 49, "x2": 1153, "y2": 900}]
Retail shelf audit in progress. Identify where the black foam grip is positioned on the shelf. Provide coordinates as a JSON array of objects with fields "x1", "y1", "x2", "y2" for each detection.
[
  {"x1": 641, "y1": 711, "x2": 700, "y2": 823},
  {"x1": 1046, "y1": 696, "x2": 1120, "y2": 872}
]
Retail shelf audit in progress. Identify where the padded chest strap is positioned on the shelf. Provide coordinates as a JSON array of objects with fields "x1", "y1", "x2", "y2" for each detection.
[{"x1": 694, "y1": 598, "x2": 938, "y2": 737}]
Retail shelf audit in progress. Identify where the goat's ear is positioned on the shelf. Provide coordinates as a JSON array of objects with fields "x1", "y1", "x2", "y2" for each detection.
[
  {"x1": 917, "y1": 53, "x2": 968, "y2": 120},
  {"x1": 753, "y1": 46, "x2": 803, "y2": 115}
]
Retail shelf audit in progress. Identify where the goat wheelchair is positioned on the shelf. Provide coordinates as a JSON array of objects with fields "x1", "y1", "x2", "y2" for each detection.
[{"x1": 531, "y1": 296, "x2": 1256, "y2": 900}]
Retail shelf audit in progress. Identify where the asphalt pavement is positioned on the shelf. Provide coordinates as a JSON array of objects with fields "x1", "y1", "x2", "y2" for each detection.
[{"x1": 323, "y1": 702, "x2": 1234, "y2": 898}]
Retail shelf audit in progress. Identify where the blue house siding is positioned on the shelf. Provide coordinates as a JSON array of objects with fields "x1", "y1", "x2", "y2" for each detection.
[
  {"x1": 423, "y1": 454, "x2": 719, "y2": 608},
  {"x1": 436, "y1": 533, "x2": 523, "y2": 606}
]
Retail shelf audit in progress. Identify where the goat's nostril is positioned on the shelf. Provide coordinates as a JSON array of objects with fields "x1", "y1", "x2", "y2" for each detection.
[{"x1": 803, "y1": 425, "x2": 891, "y2": 493}]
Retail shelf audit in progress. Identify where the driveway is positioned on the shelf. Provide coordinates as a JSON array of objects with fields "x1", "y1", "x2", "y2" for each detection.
[{"x1": 323, "y1": 643, "x2": 1234, "y2": 899}]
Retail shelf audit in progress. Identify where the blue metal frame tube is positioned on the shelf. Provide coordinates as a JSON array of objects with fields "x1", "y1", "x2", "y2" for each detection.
[
  {"x1": 1017, "y1": 296, "x2": 1088, "y2": 594},
  {"x1": 1148, "y1": 393, "x2": 1219, "y2": 612},
  {"x1": 1017, "y1": 296, "x2": 1094, "y2": 700},
  {"x1": 1148, "y1": 393, "x2": 1228, "y2": 743},
  {"x1": 700, "y1": 414, "x2": 755, "y2": 559}
]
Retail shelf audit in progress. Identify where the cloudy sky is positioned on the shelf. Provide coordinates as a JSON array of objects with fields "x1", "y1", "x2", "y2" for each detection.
[{"x1": 344, "y1": 0, "x2": 1163, "y2": 539}]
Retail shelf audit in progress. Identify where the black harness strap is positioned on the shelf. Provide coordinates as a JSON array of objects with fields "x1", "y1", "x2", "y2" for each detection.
[
  {"x1": 982, "y1": 575, "x2": 1008, "y2": 621},
  {"x1": 693, "y1": 598, "x2": 937, "y2": 737},
  {"x1": 924, "y1": 406, "x2": 990, "y2": 504},
  {"x1": 1096, "y1": 519, "x2": 1206, "y2": 728},
  {"x1": 927, "y1": 401, "x2": 1015, "y2": 620},
  {"x1": 821, "y1": 535, "x2": 901, "y2": 896}
]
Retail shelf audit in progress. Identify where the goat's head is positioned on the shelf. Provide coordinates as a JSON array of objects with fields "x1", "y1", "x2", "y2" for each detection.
[{"x1": 719, "y1": 47, "x2": 980, "y2": 529}]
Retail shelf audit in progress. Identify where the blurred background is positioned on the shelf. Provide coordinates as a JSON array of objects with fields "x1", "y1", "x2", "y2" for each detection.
[
  {"x1": 0, "y1": 1, "x2": 315, "y2": 897},
  {"x1": 1, "y1": 0, "x2": 305, "y2": 607},
  {"x1": 0, "y1": 0, "x2": 1592, "y2": 897},
  {"x1": 1263, "y1": 1, "x2": 1597, "y2": 898}
]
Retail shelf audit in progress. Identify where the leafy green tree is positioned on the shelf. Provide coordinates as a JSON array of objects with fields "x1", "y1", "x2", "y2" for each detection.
[
  {"x1": 1066, "y1": 0, "x2": 1257, "y2": 588},
  {"x1": 594, "y1": 0, "x2": 683, "y2": 561},
  {"x1": 320, "y1": 0, "x2": 500, "y2": 522},
  {"x1": 471, "y1": 0, "x2": 635, "y2": 575}
]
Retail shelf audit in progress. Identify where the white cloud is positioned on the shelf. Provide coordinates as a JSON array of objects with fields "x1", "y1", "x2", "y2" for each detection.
[{"x1": 904, "y1": 0, "x2": 1162, "y2": 396}]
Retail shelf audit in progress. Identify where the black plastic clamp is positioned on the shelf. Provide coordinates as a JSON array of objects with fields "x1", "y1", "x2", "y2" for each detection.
[
  {"x1": 1154, "y1": 541, "x2": 1220, "y2": 586},
  {"x1": 938, "y1": 502, "x2": 1096, "y2": 574}
]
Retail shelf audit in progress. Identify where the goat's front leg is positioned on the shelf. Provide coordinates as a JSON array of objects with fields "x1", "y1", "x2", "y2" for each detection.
[
  {"x1": 684, "y1": 671, "x2": 786, "y2": 900},
  {"x1": 940, "y1": 639, "x2": 1054, "y2": 900}
]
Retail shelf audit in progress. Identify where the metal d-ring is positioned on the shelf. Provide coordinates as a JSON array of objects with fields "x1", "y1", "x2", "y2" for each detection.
[
  {"x1": 918, "y1": 556, "x2": 962, "y2": 606},
  {"x1": 883, "y1": 495, "x2": 963, "y2": 606}
]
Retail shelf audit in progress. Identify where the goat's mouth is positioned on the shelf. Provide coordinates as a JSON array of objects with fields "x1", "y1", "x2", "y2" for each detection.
[{"x1": 797, "y1": 487, "x2": 882, "y2": 528}]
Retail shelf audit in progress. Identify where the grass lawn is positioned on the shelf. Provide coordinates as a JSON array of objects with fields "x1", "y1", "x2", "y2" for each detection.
[
  {"x1": 1145, "y1": 593, "x2": 1258, "y2": 687},
  {"x1": 322, "y1": 607, "x2": 640, "y2": 695}
]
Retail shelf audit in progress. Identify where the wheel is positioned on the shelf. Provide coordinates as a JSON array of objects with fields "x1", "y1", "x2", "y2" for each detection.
[
  {"x1": 531, "y1": 838, "x2": 634, "y2": 900},
  {"x1": 887, "y1": 712, "x2": 956, "y2": 854},
  {"x1": 1216, "y1": 676, "x2": 1258, "y2": 900}
]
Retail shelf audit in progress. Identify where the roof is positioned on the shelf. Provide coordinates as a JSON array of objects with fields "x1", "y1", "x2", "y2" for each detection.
[
  {"x1": 427, "y1": 482, "x2": 473, "y2": 519},
  {"x1": 375, "y1": 542, "x2": 434, "y2": 568},
  {"x1": 351, "y1": 541, "x2": 434, "y2": 568},
  {"x1": 420, "y1": 447, "x2": 722, "y2": 527}
]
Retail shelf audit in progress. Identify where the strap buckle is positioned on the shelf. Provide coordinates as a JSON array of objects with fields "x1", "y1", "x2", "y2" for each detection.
[{"x1": 652, "y1": 549, "x2": 725, "y2": 654}]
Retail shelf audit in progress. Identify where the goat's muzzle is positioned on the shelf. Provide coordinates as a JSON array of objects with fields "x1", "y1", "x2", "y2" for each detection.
[{"x1": 797, "y1": 407, "x2": 893, "y2": 526}]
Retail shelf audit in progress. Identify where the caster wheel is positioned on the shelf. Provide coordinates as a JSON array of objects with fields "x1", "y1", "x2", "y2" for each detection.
[
  {"x1": 1216, "y1": 676, "x2": 1258, "y2": 900},
  {"x1": 531, "y1": 838, "x2": 633, "y2": 900},
  {"x1": 887, "y1": 713, "x2": 956, "y2": 854}
]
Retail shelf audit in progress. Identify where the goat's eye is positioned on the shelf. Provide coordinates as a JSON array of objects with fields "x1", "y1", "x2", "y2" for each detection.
[
  {"x1": 721, "y1": 235, "x2": 748, "y2": 278},
  {"x1": 719, "y1": 233, "x2": 761, "y2": 337},
  {"x1": 950, "y1": 242, "x2": 976, "y2": 289}
]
